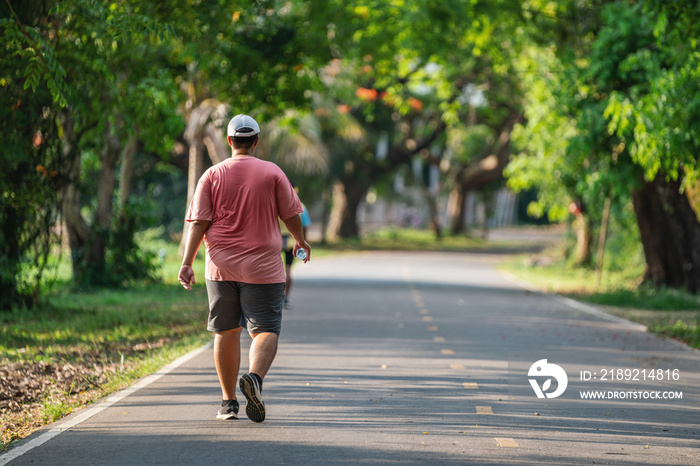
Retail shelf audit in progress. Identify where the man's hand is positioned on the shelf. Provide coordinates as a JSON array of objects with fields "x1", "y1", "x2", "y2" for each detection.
[
  {"x1": 178, "y1": 265, "x2": 195, "y2": 291},
  {"x1": 293, "y1": 241, "x2": 311, "y2": 263},
  {"x1": 282, "y1": 214, "x2": 310, "y2": 263},
  {"x1": 179, "y1": 220, "x2": 209, "y2": 291}
]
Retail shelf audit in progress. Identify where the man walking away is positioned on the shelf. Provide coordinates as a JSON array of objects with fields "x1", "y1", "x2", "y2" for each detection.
[{"x1": 178, "y1": 114, "x2": 310, "y2": 422}]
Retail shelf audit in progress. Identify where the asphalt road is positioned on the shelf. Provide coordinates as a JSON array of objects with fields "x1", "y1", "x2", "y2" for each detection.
[{"x1": 3, "y1": 251, "x2": 699, "y2": 465}]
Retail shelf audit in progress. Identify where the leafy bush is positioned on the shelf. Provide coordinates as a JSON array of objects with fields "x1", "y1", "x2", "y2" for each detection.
[{"x1": 79, "y1": 199, "x2": 160, "y2": 288}]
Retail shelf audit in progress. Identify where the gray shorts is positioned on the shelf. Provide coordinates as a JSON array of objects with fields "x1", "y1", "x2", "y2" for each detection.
[{"x1": 205, "y1": 280, "x2": 285, "y2": 335}]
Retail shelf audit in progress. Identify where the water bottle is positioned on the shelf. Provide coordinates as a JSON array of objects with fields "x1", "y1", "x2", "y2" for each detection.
[{"x1": 295, "y1": 249, "x2": 307, "y2": 260}]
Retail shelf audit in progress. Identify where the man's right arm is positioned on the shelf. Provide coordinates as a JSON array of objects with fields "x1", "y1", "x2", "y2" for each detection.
[
  {"x1": 282, "y1": 214, "x2": 311, "y2": 262},
  {"x1": 178, "y1": 220, "x2": 211, "y2": 290}
]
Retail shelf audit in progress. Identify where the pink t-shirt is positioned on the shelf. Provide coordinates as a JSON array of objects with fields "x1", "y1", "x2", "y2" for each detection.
[{"x1": 186, "y1": 156, "x2": 303, "y2": 283}]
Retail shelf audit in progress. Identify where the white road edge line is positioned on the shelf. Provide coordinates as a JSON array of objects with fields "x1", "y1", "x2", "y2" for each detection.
[
  {"x1": 0, "y1": 342, "x2": 212, "y2": 466},
  {"x1": 500, "y1": 272, "x2": 647, "y2": 331},
  {"x1": 501, "y1": 271, "x2": 700, "y2": 353}
]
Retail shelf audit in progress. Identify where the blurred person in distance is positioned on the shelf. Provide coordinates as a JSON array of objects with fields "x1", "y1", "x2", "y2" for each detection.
[{"x1": 279, "y1": 184, "x2": 311, "y2": 309}]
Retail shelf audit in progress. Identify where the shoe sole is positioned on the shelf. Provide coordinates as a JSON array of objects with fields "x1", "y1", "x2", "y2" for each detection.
[
  {"x1": 216, "y1": 412, "x2": 238, "y2": 420},
  {"x1": 239, "y1": 374, "x2": 265, "y2": 422}
]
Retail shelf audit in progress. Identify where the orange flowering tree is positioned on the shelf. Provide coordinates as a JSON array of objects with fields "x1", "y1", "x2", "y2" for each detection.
[{"x1": 303, "y1": 0, "x2": 526, "y2": 238}]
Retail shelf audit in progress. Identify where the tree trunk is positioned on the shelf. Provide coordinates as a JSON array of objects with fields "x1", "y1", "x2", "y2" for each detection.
[
  {"x1": 0, "y1": 201, "x2": 28, "y2": 307},
  {"x1": 446, "y1": 112, "x2": 521, "y2": 235},
  {"x1": 179, "y1": 99, "x2": 227, "y2": 251},
  {"x1": 90, "y1": 120, "x2": 122, "y2": 276},
  {"x1": 572, "y1": 212, "x2": 592, "y2": 266},
  {"x1": 632, "y1": 174, "x2": 700, "y2": 293},
  {"x1": 422, "y1": 186, "x2": 442, "y2": 240},
  {"x1": 62, "y1": 183, "x2": 88, "y2": 280},
  {"x1": 567, "y1": 199, "x2": 592, "y2": 266},
  {"x1": 326, "y1": 180, "x2": 368, "y2": 240},
  {"x1": 203, "y1": 124, "x2": 228, "y2": 165},
  {"x1": 687, "y1": 180, "x2": 700, "y2": 220},
  {"x1": 595, "y1": 196, "x2": 612, "y2": 287},
  {"x1": 448, "y1": 182, "x2": 468, "y2": 235},
  {"x1": 320, "y1": 186, "x2": 331, "y2": 244},
  {"x1": 58, "y1": 111, "x2": 90, "y2": 281},
  {"x1": 118, "y1": 126, "x2": 139, "y2": 207},
  {"x1": 325, "y1": 115, "x2": 447, "y2": 241},
  {"x1": 179, "y1": 138, "x2": 206, "y2": 252}
]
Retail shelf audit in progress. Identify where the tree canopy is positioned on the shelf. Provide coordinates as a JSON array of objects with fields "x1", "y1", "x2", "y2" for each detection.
[{"x1": 2, "y1": 0, "x2": 700, "y2": 306}]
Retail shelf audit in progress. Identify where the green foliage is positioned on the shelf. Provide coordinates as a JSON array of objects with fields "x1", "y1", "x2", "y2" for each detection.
[
  {"x1": 605, "y1": 18, "x2": 700, "y2": 185},
  {"x1": 514, "y1": 2, "x2": 651, "y2": 205},
  {"x1": 505, "y1": 0, "x2": 700, "y2": 281},
  {"x1": 102, "y1": 201, "x2": 161, "y2": 287},
  {"x1": 661, "y1": 320, "x2": 699, "y2": 349},
  {"x1": 598, "y1": 200, "x2": 645, "y2": 272},
  {"x1": 0, "y1": 8, "x2": 68, "y2": 308},
  {"x1": 3, "y1": 0, "x2": 330, "y2": 298},
  {"x1": 506, "y1": 46, "x2": 577, "y2": 222},
  {"x1": 3, "y1": 0, "x2": 698, "y2": 300},
  {"x1": 0, "y1": 14, "x2": 69, "y2": 106},
  {"x1": 172, "y1": 0, "x2": 328, "y2": 117},
  {"x1": 291, "y1": 0, "x2": 528, "y2": 239},
  {"x1": 447, "y1": 125, "x2": 494, "y2": 165},
  {"x1": 131, "y1": 162, "x2": 189, "y2": 238},
  {"x1": 0, "y1": 0, "x2": 346, "y2": 300},
  {"x1": 0, "y1": 0, "x2": 188, "y2": 303}
]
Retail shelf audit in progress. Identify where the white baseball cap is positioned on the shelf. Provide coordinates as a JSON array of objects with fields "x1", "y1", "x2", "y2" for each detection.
[{"x1": 227, "y1": 114, "x2": 260, "y2": 137}]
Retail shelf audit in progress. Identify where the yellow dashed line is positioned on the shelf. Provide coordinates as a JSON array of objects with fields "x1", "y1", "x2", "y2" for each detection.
[
  {"x1": 450, "y1": 364, "x2": 466, "y2": 371},
  {"x1": 476, "y1": 406, "x2": 493, "y2": 414},
  {"x1": 462, "y1": 382, "x2": 479, "y2": 389},
  {"x1": 441, "y1": 349, "x2": 455, "y2": 355},
  {"x1": 419, "y1": 308, "x2": 430, "y2": 315},
  {"x1": 427, "y1": 325, "x2": 438, "y2": 331},
  {"x1": 421, "y1": 316, "x2": 434, "y2": 322},
  {"x1": 494, "y1": 438, "x2": 519, "y2": 447},
  {"x1": 433, "y1": 336, "x2": 446, "y2": 342}
]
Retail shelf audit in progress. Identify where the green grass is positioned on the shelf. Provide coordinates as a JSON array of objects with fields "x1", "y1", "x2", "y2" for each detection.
[
  {"x1": 1, "y1": 238, "x2": 211, "y2": 451},
  {"x1": 2, "y1": 229, "x2": 210, "y2": 365},
  {"x1": 501, "y1": 255, "x2": 700, "y2": 349},
  {"x1": 41, "y1": 396, "x2": 72, "y2": 424},
  {"x1": 1, "y1": 284, "x2": 209, "y2": 362},
  {"x1": 317, "y1": 226, "x2": 540, "y2": 253},
  {"x1": 500, "y1": 254, "x2": 646, "y2": 294},
  {"x1": 568, "y1": 287, "x2": 700, "y2": 311}
]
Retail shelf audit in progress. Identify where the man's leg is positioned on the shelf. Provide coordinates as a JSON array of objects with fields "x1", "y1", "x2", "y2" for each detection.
[
  {"x1": 283, "y1": 250, "x2": 293, "y2": 308},
  {"x1": 238, "y1": 282, "x2": 284, "y2": 422},
  {"x1": 248, "y1": 332, "x2": 278, "y2": 379},
  {"x1": 239, "y1": 331, "x2": 276, "y2": 423},
  {"x1": 284, "y1": 265, "x2": 292, "y2": 295},
  {"x1": 284, "y1": 264, "x2": 292, "y2": 307},
  {"x1": 214, "y1": 327, "x2": 242, "y2": 400}
]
